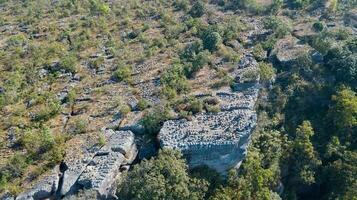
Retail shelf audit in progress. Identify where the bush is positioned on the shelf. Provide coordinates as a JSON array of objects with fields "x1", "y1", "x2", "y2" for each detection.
[
  {"x1": 188, "y1": 99, "x2": 203, "y2": 114},
  {"x1": 89, "y1": 56, "x2": 105, "y2": 70},
  {"x1": 313, "y1": 22, "x2": 324, "y2": 32},
  {"x1": 59, "y1": 54, "x2": 78, "y2": 73},
  {"x1": 161, "y1": 65, "x2": 190, "y2": 94},
  {"x1": 189, "y1": 1, "x2": 206, "y2": 18},
  {"x1": 137, "y1": 99, "x2": 150, "y2": 111},
  {"x1": 141, "y1": 106, "x2": 171, "y2": 136},
  {"x1": 120, "y1": 104, "x2": 131, "y2": 116},
  {"x1": 6, "y1": 34, "x2": 27, "y2": 47},
  {"x1": 70, "y1": 119, "x2": 87, "y2": 135},
  {"x1": 89, "y1": 0, "x2": 110, "y2": 15},
  {"x1": 263, "y1": 17, "x2": 291, "y2": 39},
  {"x1": 173, "y1": 0, "x2": 190, "y2": 11},
  {"x1": 113, "y1": 65, "x2": 132, "y2": 82},
  {"x1": 203, "y1": 31, "x2": 222, "y2": 52},
  {"x1": 259, "y1": 62, "x2": 276, "y2": 83}
]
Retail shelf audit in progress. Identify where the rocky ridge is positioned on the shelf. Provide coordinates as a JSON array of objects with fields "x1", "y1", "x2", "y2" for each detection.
[{"x1": 10, "y1": 130, "x2": 137, "y2": 200}]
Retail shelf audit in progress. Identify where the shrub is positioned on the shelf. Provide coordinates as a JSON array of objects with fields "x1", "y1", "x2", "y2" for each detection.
[
  {"x1": 263, "y1": 17, "x2": 291, "y2": 39},
  {"x1": 313, "y1": 22, "x2": 324, "y2": 32},
  {"x1": 120, "y1": 104, "x2": 131, "y2": 116},
  {"x1": 137, "y1": 99, "x2": 150, "y2": 111},
  {"x1": 189, "y1": 1, "x2": 206, "y2": 18},
  {"x1": 203, "y1": 31, "x2": 222, "y2": 52},
  {"x1": 141, "y1": 106, "x2": 171, "y2": 136},
  {"x1": 242, "y1": 69, "x2": 259, "y2": 83},
  {"x1": 32, "y1": 98, "x2": 61, "y2": 122},
  {"x1": 173, "y1": 0, "x2": 190, "y2": 11},
  {"x1": 6, "y1": 34, "x2": 27, "y2": 47},
  {"x1": 59, "y1": 54, "x2": 78, "y2": 73},
  {"x1": 70, "y1": 119, "x2": 87, "y2": 135},
  {"x1": 188, "y1": 99, "x2": 203, "y2": 114},
  {"x1": 253, "y1": 44, "x2": 266, "y2": 61},
  {"x1": 259, "y1": 62, "x2": 276, "y2": 83},
  {"x1": 113, "y1": 65, "x2": 132, "y2": 82},
  {"x1": 89, "y1": 0, "x2": 110, "y2": 15},
  {"x1": 21, "y1": 127, "x2": 56, "y2": 157},
  {"x1": 161, "y1": 65, "x2": 190, "y2": 94}
]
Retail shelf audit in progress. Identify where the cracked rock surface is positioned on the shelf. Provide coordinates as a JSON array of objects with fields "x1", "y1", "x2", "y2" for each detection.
[{"x1": 159, "y1": 53, "x2": 260, "y2": 173}]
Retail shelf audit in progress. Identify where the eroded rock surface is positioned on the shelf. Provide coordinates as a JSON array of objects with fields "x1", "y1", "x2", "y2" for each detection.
[
  {"x1": 14, "y1": 130, "x2": 137, "y2": 200},
  {"x1": 159, "y1": 53, "x2": 260, "y2": 173}
]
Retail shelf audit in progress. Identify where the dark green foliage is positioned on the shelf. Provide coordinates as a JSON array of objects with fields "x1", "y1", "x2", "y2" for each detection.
[
  {"x1": 117, "y1": 149, "x2": 209, "y2": 200},
  {"x1": 289, "y1": 121, "x2": 321, "y2": 186},
  {"x1": 289, "y1": 0, "x2": 312, "y2": 9},
  {"x1": 313, "y1": 21, "x2": 324, "y2": 32},
  {"x1": 212, "y1": 152, "x2": 280, "y2": 200},
  {"x1": 325, "y1": 46, "x2": 357, "y2": 86},
  {"x1": 202, "y1": 31, "x2": 222, "y2": 52},
  {"x1": 189, "y1": 1, "x2": 206, "y2": 18}
]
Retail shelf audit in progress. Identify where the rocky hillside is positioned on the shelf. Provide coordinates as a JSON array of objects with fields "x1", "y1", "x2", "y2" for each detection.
[{"x1": 1, "y1": 0, "x2": 357, "y2": 199}]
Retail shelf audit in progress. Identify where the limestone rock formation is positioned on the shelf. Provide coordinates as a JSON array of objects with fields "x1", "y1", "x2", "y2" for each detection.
[
  {"x1": 13, "y1": 130, "x2": 137, "y2": 200},
  {"x1": 159, "y1": 53, "x2": 260, "y2": 173}
]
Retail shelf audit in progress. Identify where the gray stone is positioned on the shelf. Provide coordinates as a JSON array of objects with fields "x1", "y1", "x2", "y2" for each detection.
[
  {"x1": 16, "y1": 167, "x2": 60, "y2": 200},
  {"x1": 76, "y1": 131, "x2": 137, "y2": 199},
  {"x1": 0, "y1": 192, "x2": 15, "y2": 200},
  {"x1": 271, "y1": 36, "x2": 312, "y2": 65}
]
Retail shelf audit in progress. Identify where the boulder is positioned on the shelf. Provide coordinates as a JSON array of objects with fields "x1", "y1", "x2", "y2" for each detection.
[{"x1": 271, "y1": 36, "x2": 313, "y2": 66}]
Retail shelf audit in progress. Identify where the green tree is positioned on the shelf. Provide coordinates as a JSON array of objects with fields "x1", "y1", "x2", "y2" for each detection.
[
  {"x1": 203, "y1": 31, "x2": 222, "y2": 52},
  {"x1": 329, "y1": 87, "x2": 357, "y2": 147},
  {"x1": 211, "y1": 152, "x2": 280, "y2": 200},
  {"x1": 117, "y1": 149, "x2": 209, "y2": 200},
  {"x1": 289, "y1": 121, "x2": 321, "y2": 186},
  {"x1": 189, "y1": 1, "x2": 206, "y2": 18}
]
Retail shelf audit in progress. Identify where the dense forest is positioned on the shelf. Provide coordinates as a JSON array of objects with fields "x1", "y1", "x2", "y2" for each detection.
[{"x1": 0, "y1": 0, "x2": 356, "y2": 199}]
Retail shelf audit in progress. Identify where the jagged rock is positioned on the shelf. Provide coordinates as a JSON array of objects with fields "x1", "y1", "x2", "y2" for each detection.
[
  {"x1": 16, "y1": 130, "x2": 137, "y2": 200},
  {"x1": 76, "y1": 131, "x2": 137, "y2": 199},
  {"x1": 16, "y1": 167, "x2": 60, "y2": 200},
  {"x1": 119, "y1": 111, "x2": 145, "y2": 135}
]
